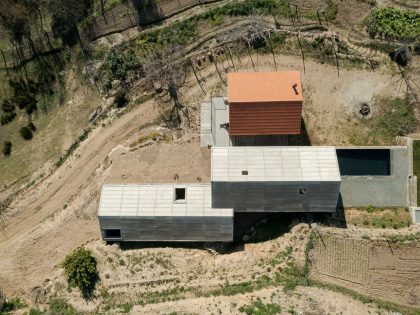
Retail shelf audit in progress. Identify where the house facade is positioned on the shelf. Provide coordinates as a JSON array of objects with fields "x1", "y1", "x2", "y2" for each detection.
[{"x1": 98, "y1": 71, "x2": 416, "y2": 242}]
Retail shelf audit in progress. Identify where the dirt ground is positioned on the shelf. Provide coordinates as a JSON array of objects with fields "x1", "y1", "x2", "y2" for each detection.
[
  {"x1": 310, "y1": 228, "x2": 420, "y2": 308},
  {"x1": 0, "y1": 51, "x2": 418, "y2": 314}
]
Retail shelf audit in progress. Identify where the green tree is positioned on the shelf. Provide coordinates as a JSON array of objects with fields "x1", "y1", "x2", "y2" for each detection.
[
  {"x1": 48, "y1": 0, "x2": 92, "y2": 46},
  {"x1": 3, "y1": 141, "x2": 12, "y2": 156},
  {"x1": 62, "y1": 247, "x2": 98, "y2": 298},
  {"x1": 19, "y1": 126, "x2": 33, "y2": 140}
]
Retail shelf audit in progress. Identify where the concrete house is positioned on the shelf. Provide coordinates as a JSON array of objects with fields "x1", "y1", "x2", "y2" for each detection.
[{"x1": 98, "y1": 71, "x2": 416, "y2": 242}]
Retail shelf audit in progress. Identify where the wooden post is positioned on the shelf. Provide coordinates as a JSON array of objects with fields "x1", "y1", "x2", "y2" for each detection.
[
  {"x1": 190, "y1": 58, "x2": 206, "y2": 94},
  {"x1": 268, "y1": 36, "x2": 277, "y2": 71},
  {"x1": 212, "y1": 50, "x2": 227, "y2": 85},
  {"x1": 317, "y1": 10, "x2": 323, "y2": 27},
  {"x1": 296, "y1": 32, "x2": 306, "y2": 73},
  {"x1": 322, "y1": 11, "x2": 329, "y2": 28},
  {"x1": 111, "y1": 6, "x2": 117, "y2": 26},
  {"x1": 227, "y1": 45, "x2": 237, "y2": 71},
  {"x1": 0, "y1": 49, "x2": 10, "y2": 77},
  {"x1": 126, "y1": 3, "x2": 134, "y2": 27},
  {"x1": 246, "y1": 41, "x2": 256, "y2": 71}
]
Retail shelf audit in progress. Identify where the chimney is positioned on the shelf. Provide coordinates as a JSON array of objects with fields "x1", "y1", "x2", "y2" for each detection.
[{"x1": 292, "y1": 83, "x2": 299, "y2": 95}]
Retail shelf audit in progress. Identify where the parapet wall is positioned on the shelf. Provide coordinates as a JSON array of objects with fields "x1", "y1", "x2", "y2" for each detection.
[{"x1": 338, "y1": 146, "x2": 411, "y2": 207}]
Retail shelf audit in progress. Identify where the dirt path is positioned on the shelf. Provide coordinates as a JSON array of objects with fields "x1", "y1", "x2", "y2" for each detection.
[{"x1": 0, "y1": 100, "x2": 157, "y2": 291}]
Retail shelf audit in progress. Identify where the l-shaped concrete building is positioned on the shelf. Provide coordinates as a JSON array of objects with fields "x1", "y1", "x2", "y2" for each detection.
[{"x1": 98, "y1": 71, "x2": 416, "y2": 242}]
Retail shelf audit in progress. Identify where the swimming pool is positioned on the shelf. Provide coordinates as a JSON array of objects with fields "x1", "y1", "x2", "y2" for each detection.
[{"x1": 336, "y1": 149, "x2": 391, "y2": 176}]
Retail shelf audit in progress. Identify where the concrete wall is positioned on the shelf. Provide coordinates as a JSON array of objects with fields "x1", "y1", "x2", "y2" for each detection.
[
  {"x1": 339, "y1": 147, "x2": 410, "y2": 207},
  {"x1": 212, "y1": 181, "x2": 340, "y2": 212},
  {"x1": 99, "y1": 216, "x2": 233, "y2": 242}
]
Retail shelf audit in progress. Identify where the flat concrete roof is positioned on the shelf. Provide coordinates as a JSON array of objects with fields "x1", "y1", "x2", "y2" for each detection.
[
  {"x1": 99, "y1": 184, "x2": 233, "y2": 217},
  {"x1": 211, "y1": 146, "x2": 341, "y2": 182}
]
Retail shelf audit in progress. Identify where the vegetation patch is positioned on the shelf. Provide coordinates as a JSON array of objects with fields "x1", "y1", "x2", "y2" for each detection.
[
  {"x1": 351, "y1": 96, "x2": 416, "y2": 145},
  {"x1": 239, "y1": 298, "x2": 281, "y2": 315},
  {"x1": 413, "y1": 140, "x2": 420, "y2": 205},
  {"x1": 131, "y1": 0, "x2": 298, "y2": 53},
  {"x1": 345, "y1": 207, "x2": 411, "y2": 229},
  {"x1": 62, "y1": 247, "x2": 99, "y2": 299},
  {"x1": 384, "y1": 232, "x2": 420, "y2": 244},
  {"x1": 365, "y1": 7, "x2": 420, "y2": 41},
  {"x1": 101, "y1": 49, "x2": 142, "y2": 90},
  {"x1": 55, "y1": 129, "x2": 89, "y2": 168},
  {"x1": 2, "y1": 141, "x2": 12, "y2": 156},
  {"x1": 0, "y1": 297, "x2": 25, "y2": 314}
]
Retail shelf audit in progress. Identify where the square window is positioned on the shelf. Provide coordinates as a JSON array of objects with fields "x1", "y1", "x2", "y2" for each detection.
[
  {"x1": 299, "y1": 188, "x2": 308, "y2": 195},
  {"x1": 104, "y1": 229, "x2": 121, "y2": 239},
  {"x1": 174, "y1": 187, "x2": 186, "y2": 201}
]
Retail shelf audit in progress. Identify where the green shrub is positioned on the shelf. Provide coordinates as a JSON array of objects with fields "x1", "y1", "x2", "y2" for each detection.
[
  {"x1": 28, "y1": 308, "x2": 44, "y2": 315},
  {"x1": 365, "y1": 7, "x2": 420, "y2": 40},
  {"x1": 239, "y1": 298, "x2": 281, "y2": 315},
  {"x1": 102, "y1": 50, "x2": 141, "y2": 85},
  {"x1": 28, "y1": 122, "x2": 37, "y2": 132},
  {"x1": 48, "y1": 298, "x2": 78, "y2": 315},
  {"x1": 0, "y1": 112, "x2": 17, "y2": 125},
  {"x1": 3, "y1": 141, "x2": 12, "y2": 156},
  {"x1": 114, "y1": 90, "x2": 129, "y2": 108},
  {"x1": 19, "y1": 126, "x2": 33, "y2": 140},
  {"x1": 1, "y1": 99, "x2": 15, "y2": 113},
  {"x1": 369, "y1": 96, "x2": 416, "y2": 142},
  {"x1": 0, "y1": 297, "x2": 26, "y2": 313},
  {"x1": 62, "y1": 248, "x2": 98, "y2": 298}
]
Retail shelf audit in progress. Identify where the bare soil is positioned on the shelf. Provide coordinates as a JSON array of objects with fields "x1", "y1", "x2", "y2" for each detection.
[{"x1": 0, "y1": 44, "x2": 418, "y2": 315}]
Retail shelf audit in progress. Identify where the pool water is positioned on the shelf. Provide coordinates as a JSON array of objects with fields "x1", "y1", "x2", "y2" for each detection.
[{"x1": 336, "y1": 149, "x2": 391, "y2": 176}]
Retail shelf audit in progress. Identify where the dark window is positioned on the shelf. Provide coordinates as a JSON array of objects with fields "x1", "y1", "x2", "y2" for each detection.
[
  {"x1": 299, "y1": 188, "x2": 308, "y2": 195},
  {"x1": 175, "y1": 188, "x2": 186, "y2": 201},
  {"x1": 104, "y1": 229, "x2": 121, "y2": 239},
  {"x1": 242, "y1": 170, "x2": 248, "y2": 175}
]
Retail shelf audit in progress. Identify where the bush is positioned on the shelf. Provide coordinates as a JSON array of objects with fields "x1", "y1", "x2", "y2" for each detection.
[
  {"x1": 114, "y1": 90, "x2": 129, "y2": 108},
  {"x1": 0, "y1": 290, "x2": 4, "y2": 312},
  {"x1": 48, "y1": 298, "x2": 78, "y2": 315},
  {"x1": 62, "y1": 248, "x2": 98, "y2": 298},
  {"x1": 102, "y1": 50, "x2": 141, "y2": 82},
  {"x1": 0, "y1": 297, "x2": 26, "y2": 313},
  {"x1": 19, "y1": 126, "x2": 33, "y2": 140},
  {"x1": 3, "y1": 141, "x2": 12, "y2": 156},
  {"x1": 365, "y1": 7, "x2": 420, "y2": 40},
  {"x1": 0, "y1": 112, "x2": 16, "y2": 125},
  {"x1": 371, "y1": 96, "x2": 416, "y2": 140},
  {"x1": 28, "y1": 122, "x2": 36, "y2": 132},
  {"x1": 239, "y1": 298, "x2": 281, "y2": 315}
]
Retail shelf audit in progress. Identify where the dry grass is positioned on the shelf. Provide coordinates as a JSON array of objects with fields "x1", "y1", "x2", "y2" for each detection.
[{"x1": 344, "y1": 207, "x2": 412, "y2": 229}]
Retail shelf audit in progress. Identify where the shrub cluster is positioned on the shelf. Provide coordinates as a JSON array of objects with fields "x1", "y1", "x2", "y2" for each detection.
[
  {"x1": 365, "y1": 7, "x2": 420, "y2": 41},
  {"x1": 102, "y1": 49, "x2": 141, "y2": 89},
  {"x1": 3, "y1": 141, "x2": 12, "y2": 156},
  {"x1": 19, "y1": 126, "x2": 33, "y2": 140},
  {"x1": 0, "y1": 78, "x2": 39, "y2": 126},
  {"x1": 370, "y1": 96, "x2": 416, "y2": 140},
  {"x1": 62, "y1": 247, "x2": 98, "y2": 298}
]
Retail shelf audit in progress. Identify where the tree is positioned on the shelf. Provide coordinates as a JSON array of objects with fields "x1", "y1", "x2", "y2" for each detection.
[
  {"x1": 144, "y1": 46, "x2": 188, "y2": 126},
  {"x1": 48, "y1": 0, "x2": 93, "y2": 46},
  {"x1": 19, "y1": 126, "x2": 33, "y2": 140},
  {"x1": 3, "y1": 141, "x2": 12, "y2": 156},
  {"x1": 62, "y1": 247, "x2": 98, "y2": 299},
  {"x1": 0, "y1": 1, "x2": 31, "y2": 43}
]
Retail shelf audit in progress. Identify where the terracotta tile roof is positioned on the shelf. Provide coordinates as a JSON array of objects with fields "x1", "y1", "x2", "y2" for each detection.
[
  {"x1": 227, "y1": 71, "x2": 303, "y2": 136},
  {"x1": 229, "y1": 102, "x2": 302, "y2": 135},
  {"x1": 228, "y1": 71, "x2": 302, "y2": 103}
]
